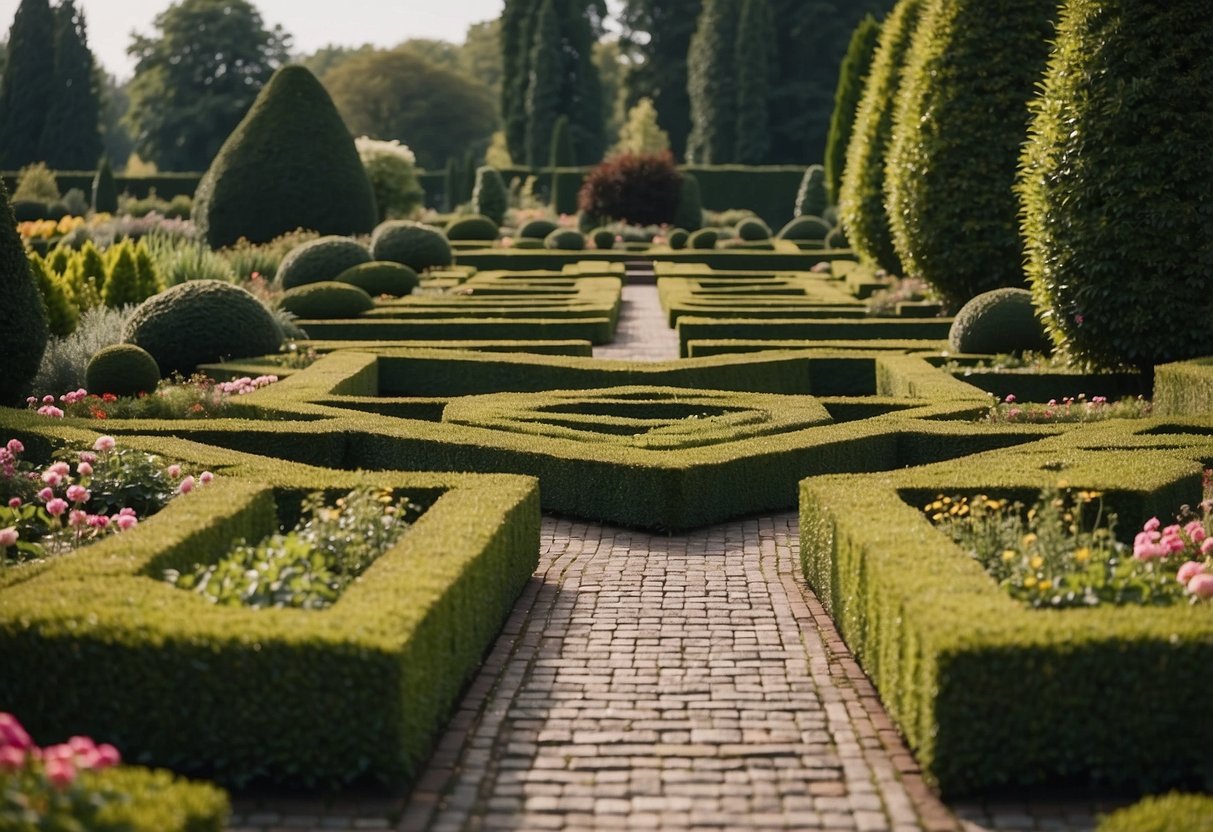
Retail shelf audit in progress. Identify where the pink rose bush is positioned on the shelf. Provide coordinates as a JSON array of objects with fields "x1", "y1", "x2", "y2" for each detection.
[
  {"x1": 1133, "y1": 477, "x2": 1213, "y2": 603},
  {"x1": 27, "y1": 374, "x2": 278, "y2": 421}
]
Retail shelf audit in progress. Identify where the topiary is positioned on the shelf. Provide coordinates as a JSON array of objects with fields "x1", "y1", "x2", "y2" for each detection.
[
  {"x1": 674, "y1": 173, "x2": 703, "y2": 232},
  {"x1": 0, "y1": 178, "x2": 49, "y2": 405},
  {"x1": 123, "y1": 280, "x2": 282, "y2": 375},
  {"x1": 826, "y1": 225, "x2": 849, "y2": 249},
  {"x1": 276, "y1": 236, "x2": 372, "y2": 290},
  {"x1": 667, "y1": 228, "x2": 689, "y2": 250},
  {"x1": 370, "y1": 221, "x2": 453, "y2": 272},
  {"x1": 444, "y1": 214, "x2": 499, "y2": 242},
  {"x1": 824, "y1": 14, "x2": 882, "y2": 204},
  {"x1": 1019, "y1": 0, "x2": 1213, "y2": 372},
  {"x1": 91, "y1": 156, "x2": 118, "y2": 214},
  {"x1": 590, "y1": 228, "x2": 615, "y2": 250},
  {"x1": 777, "y1": 216, "x2": 831, "y2": 241},
  {"x1": 736, "y1": 217, "x2": 771, "y2": 241},
  {"x1": 885, "y1": 0, "x2": 1058, "y2": 310},
  {"x1": 471, "y1": 166, "x2": 507, "y2": 226},
  {"x1": 794, "y1": 165, "x2": 828, "y2": 218},
  {"x1": 513, "y1": 239, "x2": 545, "y2": 249},
  {"x1": 193, "y1": 65, "x2": 377, "y2": 248},
  {"x1": 29, "y1": 252, "x2": 77, "y2": 337},
  {"x1": 544, "y1": 229, "x2": 586, "y2": 251},
  {"x1": 578, "y1": 152, "x2": 682, "y2": 227},
  {"x1": 101, "y1": 244, "x2": 144, "y2": 308},
  {"x1": 335, "y1": 261, "x2": 418, "y2": 297},
  {"x1": 85, "y1": 343, "x2": 160, "y2": 397},
  {"x1": 947, "y1": 288, "x2": 1051, "y2": 356},
  {"x1": 838, "y1": 0, "x2": 925, "y2": 276},
  {"x1": 278, "y1": 281, "x2": 375, "y2": 320},
  {"x1": 518, "y1": 218, "x2": 559, "y2": 239},
  {"x1": 11, "y1": 200, "x2": 47, "y2": 222},
  {"x1": 688, "y1": 228, "x2": 718, "y2": 250}
]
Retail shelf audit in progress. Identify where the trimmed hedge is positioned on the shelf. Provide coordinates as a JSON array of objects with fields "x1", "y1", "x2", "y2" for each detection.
[
  {"x1": 1154, "y1": 358, "x2": 1213, "y2": 417},
  {"x1": 2, "y1": 171, "x2": 202, "y2": 201},
  {"x1": 1096, "y1": 794, "x2": 1213, "y2": 832},
  {"x1": 676, "y1": 316, "x2": 954, "y2": 357},
  {"x1": 72, "y1": 766, "x2": 230, "y2": 832}
]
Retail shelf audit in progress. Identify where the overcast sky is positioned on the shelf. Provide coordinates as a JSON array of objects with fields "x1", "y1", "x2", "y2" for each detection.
[{"x1": 0, "y1": 0, "x2": 507, "y2": 80}]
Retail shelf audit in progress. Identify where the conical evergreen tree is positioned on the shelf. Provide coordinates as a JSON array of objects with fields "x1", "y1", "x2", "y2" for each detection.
[
  {"x1": 29, "y1": 251, "x2": 77, "y2": 336},
  {"x1": 462, "y1": 150, "x2": 478, "y2": 203},
  {"x1": 133, "y1": 239, "x2": 163, "y2": 299},
  {"x1": 686, "y1": 0, "x2": 741, "y2": 163},
  {"x1": 733, "y1": 0, "x2": 774, "y2": 164},
  {"x1": 92, "y1": 155, "x2": 118, "y2": 214},
  {"x1": 39, "y1": 0, "x2": 102, "y2": 170},
  {"x1": 102, "y1": 244, "x2": 142, "y2": 308},
  {"x1": 0, "y1": 0, "x2": 56, "y2": 169},
  {"x1": 501, "y1": 0, "x2": 537, "y2": 165},
  {"x1": 549, "y1": 115, "x2": 577, "y2": 214},
  {"x1": 444, "y1": 156, "x2": 463, "y2": 212},
  {"x1": 526, "y1": 0, "x2": 563, "y2": 169},
  {"x1": 0, "y1": 178, "x2": 49, "y2": 405},
  {"x1": 824, "y1": 14, "x2": 881, "y2": 204}
]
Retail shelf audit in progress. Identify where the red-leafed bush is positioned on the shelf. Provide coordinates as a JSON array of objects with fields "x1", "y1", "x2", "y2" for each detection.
[{"x1": 577, "y1": 152, "x2": 682, "y2": 227}]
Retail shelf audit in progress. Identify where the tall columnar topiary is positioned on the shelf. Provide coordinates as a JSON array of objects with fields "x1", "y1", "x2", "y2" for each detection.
[
  {"x1": 525, "y1": 0, "x2": 562, "y2": 169},
  {"x1": 0, "y1": 179, "x2": 49, "y2": 405},
  {"x1": 549, "y1": 115, "x2": 577, "y2": 215},
  {"x1": 686, "y1": 0, "x2": 741, "y2": 163},
  {"x1": 193, "y1": 65, "x2": 377, "y2": 249},
  {"x1": 0, "y1": 0, "x2": 56, "y2": 169},
  {"x1": 674, "y1": 172, "x2": 704, "y2": 231},
  {"x1": 1018, "y1": 0, "x2": 1213, "y2": 371},
  {"x1": 501, "y1": 0, "x2": 538, "y2": 165},
  {"x1": 838, "y1": 0, "x2": 924, "y2": 275},
  {"x1": 472, "y1": 167, "x2": 508, "y2": 227},
  {"x1": 824, "y1": 14, "x2": 881, "y2": 204},
  {"x1": 39, "y1": 0, "x2": 102, "y2": 170},
  {"x1": 884, "y1": 0, "x2": 1057, "y2": 310},
  {"x1": 29, "y1": 252, "x2": 77, "y2": 337},
  {"x1": 91, "y1": 155, "x2": 118, "y2": 214},
  {"x1": 443, "y1": 156, "x2": 462, "y2": 212},
  {"x1": 462, "y1": 150, "x2": 477, "y2": 204},
  {"x1": 794, "y1": 165, "x2": 828, "y2": 218},
  {"x1": 733, "y1": 0, "x2": 774, "y2": 165}
]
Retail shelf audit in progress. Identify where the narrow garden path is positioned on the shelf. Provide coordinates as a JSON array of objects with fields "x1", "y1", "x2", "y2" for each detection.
[{"x1": 229, "y1": 280, "x2": 1118, "y2": 832}]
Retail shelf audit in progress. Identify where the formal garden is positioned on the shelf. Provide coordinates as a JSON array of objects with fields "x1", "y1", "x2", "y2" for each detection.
[{"x1": 0, "y1": 0, "x2": 1210, "y2": 829}]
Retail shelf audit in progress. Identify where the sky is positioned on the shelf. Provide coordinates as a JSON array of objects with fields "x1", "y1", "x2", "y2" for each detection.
[{"x1": 0, "y1": 0, "x2": 507, "y2": 80}]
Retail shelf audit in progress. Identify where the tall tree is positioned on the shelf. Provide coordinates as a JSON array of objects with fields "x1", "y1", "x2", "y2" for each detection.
[
  {"x1": 500, "y1": 0, "x2": 534, "y2": 163},
  {"x1": 733, "y1": 0, "x2": 774, "y2": 164},
  {"x1": 0, "y1": 0, "x2": 55, "y2": 169},
  {"x1": 40, "y1": 0, "x2": 102, "y2": 170},
  {"x1": 619, "y1": 0, "x2": 701, "y2": 160},
  {"x1": 125, "y1": 0, "x2": 291, "y2": 171},
  {"x1": 525, "y1": 0, "x2": 562, "y2": 168},
  {"x1": 823, "y1": 14, "x2": 881, "y2": 203},
  {"x1": 686, "y1": 0, "x2": 741, "y2": 163}
]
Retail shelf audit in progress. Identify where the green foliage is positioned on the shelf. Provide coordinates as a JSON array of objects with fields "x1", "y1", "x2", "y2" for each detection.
[
  {"x1": 667, "y1": 228, "x2": 689, "y2": 249},
  {"x1": 947, "y1": 288, "x2": 1050, "y2": 356},
  {"x1": 279, "y1": 281, "x2": 374, "y2": 320},
  {"x1": 619, "y1": 0, "x2": 701, "y2": 159},
  {"x1": 548, "y1": 116, "x2": 577, "y2": 214},
  {"x1": 370, "y1": 221, "x2": 454, "y2": 272},
  {"x1": 85, "y1": 343, "x2": 161, "y2": 397},
  {"x1": 1018, "y1": 0, "x2": 1213, "y2": 370},
  {"x1": 101, "y1": 243, "x2": 143, "y2": 308},
  {"x1": 794, "y1": 164, "x2": 827, "y2": 218},
  {"x1": 839, "y1": 0, "x2": 924, "y2": 275},
  {"x1": 194, "y1": 66, "x2": 377, "y2": 249},
  {"x1": 471, "y1": 167, "x2": 508, "y2": 226},
  {"x1": 12, "y1": 161, "x2": 60, "y2": 203},
  {"x1": 777, "y1": 215, "x2": 831, "y2": 241},
  {"x1": 27, "y1": 304, "x2": 131, "y2": 398},
  {"x1": 123, "y1": 279, "x2": 282, "y2": 375},
  {"x1": 1097, "y1": 794, "x2": 1213, "y2": 832},
  {"x1": 29, "y1": 252, "x2": 77, "y2": 337},
  {"x1": 733, "y1": 0, "x2": 774, "y2": 164},
  {"x1": 824, "y1": 14, "x2": 881, "y2": 203},
  {"x1": 591, "y1": 228, "x2": 615, "y2": 250},
  {"x1": 132, "y1": 240, "x2": 162, "y2": 298},
  {"x1": 276, "y1": 236, "x2": 372, "y2": 291},
  {"x1": 445, "y1": 215, "x2": 500, "y2": 242},
  {"x1": 91, "y1": 156, "x2": 117, "y2": 214},
  {"x1": 0, "y1": 0, "x2": 55, "y2": 168},
  {"x1": 885, "y1": 0, "x2": 1057, "y2": 309},
  {"x1": 735, "y1": 217, "x2": 771, "y2": 241},
  {"x1": 689, "y1": 228, "x2": 718, "y2": 249},
  {"x1": 544, "y1": 229, "x2": 587, "y2": 250},
  {"x1": 612, "y1": 97, "x2": 670, "y2": 157},
  {"x1": 826, "y1": 224, "x2": 848, "y2": 249},
  {"x1": 336, "y1": 261, "x2": 418, "y2": 297},
  {"x1": 443, "y1": 156, "x2": 463, "y2": 212},
  {"x1": 501, "y1": 0, "x2": 538, "y2": 164},
  {"x1": 578, "y1": 152, "x2": 682, "y2": 226},
  {"x1": 526, "y1": 0, "x2": 562, "y2": 168},
  {"x1": 0, "y1": 178, "x2": 49, "y2": 405},
  {"x1": 686, "y1": 0, "x2": 740, "y2": 163},
  {"x1": 39, "y1": 0, "x2": 102, "y2": 170},
  {"x1": 518, "y1": 218, "x2": 560, "y2": 239},
  {"x1": 356, "y1": 139, "x2": 424, "y2": 222}
]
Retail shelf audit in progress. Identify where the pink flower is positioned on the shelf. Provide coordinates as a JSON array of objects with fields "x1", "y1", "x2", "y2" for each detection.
[
  {"x1": 40, "y1": 470, "x2": 62, "y2": 487},
  {"x1": 118, "y1": 507, "x2": 136, "y2": 517},
  {"x1": 45, "y1": 498, "x2": 68, "y2": 517},
  {"x1": 1004, "y1": 394, "x2": 1017, "y2": 404},
  {"x1": 77, "y1": 461, "x2": 93, "y2": 477},
  {"x1": 1202, "y1": 538, "x2": 1213, "y2": 557},
  {"x1": 65, "y1": 485, "x2": 90, "y2": 504},
  {"x1": 93, "y1": 436, "x2": 116, "y2": 452},
  {"x1": 0, "y1": 746, "x2": 24, "y2": 773},
  {"x1": 6, "y1": 498, "x2": 19, "y2": 509},
  {"x1": 25, "y1": 397, "x2": 36, "y2": 406},
  {"x1": 44, "y1": 756, "x2": 75, "y2": 788},
  {"x1": 1144, "y1": 517, "x2": 1161, "y2": 532},
  {"x1": 0, "y1": 713, "x2": 33, "y2": 750},
  {"x1": 115, "y1": 513, "x2": 137, "y2": 531},
  {"x1": 87, "y1": 515, "x2": 109, "y2": 529},
  {"x1": 68, "y1": 510, "x2": 88, "y2": 528},
  {"x1": 0, "y1": 528, "x2": 17, "y2": 548},
  {"x1": 199, "y1": 471, "x2": 214, "y2": 485},
  {"x1": 94, "y1": 743, "x2": 120, "y2": 768},
  {"x1": 78, "y1": 452, "x2": 96, "y2": 465},
  {"x1": 1186, "y1": 521, "x2": 1208, "y2": 544},
  {"x1": 37, "y1": 487, "x2": 54, "y2": 503},
  {"x1": 36, "y1": 405, "x2": 64, "y2": 418},
  {"x1": 178, "y1": 475, "x2": 195, "y2": 495},
  {"x1": 49, "y1": 462, "x2": 69, "y2": 477},
  {"x1": 166, "y1": 464, "x2": 182, "y2": 479},
  {"x1": 41, "y1": 395, "x2": 54, "y2": 405},
  {"x1": 6, "y1": 439, "x2": 23, "y2": 455},
  {"x1": 1177, "y1": 561, "x2": 1206, "y2": 585},
  {"x1": 1189, "y1": 573, "x2": 1213, "y2": 599}
]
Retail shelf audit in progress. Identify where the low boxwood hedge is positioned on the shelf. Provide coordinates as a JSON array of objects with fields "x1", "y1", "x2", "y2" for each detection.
[
  {"x1": 1096, "y1": 793, "x2": 1213, "y2": 832},
  {"x1": 1155, "y1": 357, "x2": 1213, "y2": 417},
  {"x1": 676, "y1": 316, "x2": 955, "y2": 357}
]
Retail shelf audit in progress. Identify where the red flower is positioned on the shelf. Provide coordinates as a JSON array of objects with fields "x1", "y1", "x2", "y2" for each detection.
[{"x1": 101, "y1": 393, "x2": 117, "y2": 402}]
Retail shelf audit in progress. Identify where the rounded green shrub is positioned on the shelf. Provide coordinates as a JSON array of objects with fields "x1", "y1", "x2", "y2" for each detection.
[
  {"x1": 826, "y1": 225, "x2": 849, "y2": 249},
  {"x1": 885, "y1": 0, "x2": 1057, "y2": 309},
  {"x1": 518, "y1": 218, "x2": 559, "y2": 239},
  {"x1": 444, "y1": 214, "x2": 499, "y2": 242},
  {"x1": 1096, "y1": 793, "x2": 1213, "y2": 832},
  {"x1": 1019, "y1": 0, "x2": 1213, "y2": 370},
  {"x1": 279, "y1": 281, "x2": 375, "y2": 320},
  {"x1": 777, "y1": 216, "x2": 831, "y2": 242},
  {"x1": 123, "y1": 280, "x2": 282, "y2": 375},
  {"x1": 277, "y1": 236, "x2": 372, "y2": 290},
  {"x1": 11, "y1": 200, "x2": 46, "y2": 222},
  {"x1": 370, "y1": 221, "x2": 453, "y2": 272},
  {"x1": 193, "y1": 65, "x2": 377, "y2": 248},
  {"x1": 839, "y1": 0, "x2": 925, "y2": 275},
  {"x1": 591, "y1": 228, "x2": 615, "y2": 250},
  {"x1": 689, "y1": 228, "x2": 718, "y2": 250},
  {"x1": 544, "y1": 229, "x2": 586, "y2": 251},
  {"x1": 0, "y1": 180, "x2": 49, "y2": 405},
  {"x1": 471, "y1": 166, "x2": 507, "y2": 225},
  {"x1": 667, "y1": 228, "x2": 689, "y2": 250},
  {"x1": 86, "y1": 344, "x2": 161, "y2": 397},
  {"x1": 794, "y1": 165, "x2": 827, "y2": 218},
  {"x1": 335, "y1": 261, "x2": 418, "y2": 297},
  {"x1": 736, "y1": 217, "x2": 772, "y2": 241},
  {"x1": 947, "y1": 288, "x2": 1051, "y2": 356}
]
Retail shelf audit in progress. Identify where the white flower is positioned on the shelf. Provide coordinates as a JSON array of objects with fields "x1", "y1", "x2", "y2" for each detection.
[{"x1": 354, "y1": 136, "x2": 416, "y2": 166}]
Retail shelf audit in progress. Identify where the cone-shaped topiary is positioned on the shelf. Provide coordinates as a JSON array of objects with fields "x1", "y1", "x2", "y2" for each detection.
[
  {"x1": 444, "y1": 214, "x2": 499, "y2": 242},
  {"x1": 133, "y1": 240, "x2": 162, "y2": 299},
  {"x1": 85, "y1": 343, "x2": 160, "y2": 397},
  {"x1": 885, "y1": 0, "x2": 1057, "y2": 310},
  {"x1": 279, "y1": 281, "x2": 375, "y2": 320},
  {"x1": 123, "y1": 280, "x2": 282, "y2": 375},
  {"x1": 518, "y1": 218, "x2": 559, "y2": 240},
  {"x1": 824, "y1": 14, "x2": 881, "y2": 205},
  {"x1": 102, "y1": 243, "x2": 143, "y2": 308},
  {"x1": 193, "y1": 65, "x2": 377, "y2": 248},
  {"x1": 778, "y1": 216, "x2": 831, "y2": 242},
  {"x1": 674, "y1": 173, "x2": 703, "y2": 232},
  {"x1": 29, "y1": 252, "x2": 77, "y2": 337},
  {"x1": 794, "y1": 165, "x2": 828, "y2": 218},
  {"x1": 689, "y1": 228, "x2": 718, "y2": 250},
  {"x1": 736, "y1": 217, "x2": 771, "y2": 241},
  {"x1": 1018, "y1": 0, "x2": 1213, "y2": 371},
  {"x1": 370, "y1": 221, "x2": 453, "y2": 272},
  {"x1": 91, "y1": 156, "x2": 118, "y2": 214},
  {"x1": 471, "y1": 166, "x2": 507, "y2": 226},
  {"x1": 544, "y1": 229, "x2": 586, "y2": 251},
  {"x1": 336, "y1": 261, "x2": 418, "y2": 297},
  {"x1": 667, "y1": 229, "x2": 689, "y2": 250},
  {"x1": 276, "y1": 236, "x2": 372, "y2": 290},
  {"x1": 947, "y1": 288, "x2": 1051, "y2": 356},
  {"x1": 0, "y1": 178, "x2": 49, "y2": 405}
]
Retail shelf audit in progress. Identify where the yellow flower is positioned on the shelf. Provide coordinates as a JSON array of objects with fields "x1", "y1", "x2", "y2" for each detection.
[
  {"x1": 1038, "y1": 580, "x2": 1052, "y2": 591},
  {"x1": 1024, "y1": 576, "x2": 1037, "y2": 588},
  {"x1": 1001, "y1": 549, "x2": 1017, "y2": 563},
  {"x1": 1022, "y1": 533, "x2": 1038, "y2": 546},
  {"x1": 1073, "y1": 547, "x2": 1091, "y2": 564},
  {"x1": 1029, "y1": 555, "x2": 1044, "y2": 570}
]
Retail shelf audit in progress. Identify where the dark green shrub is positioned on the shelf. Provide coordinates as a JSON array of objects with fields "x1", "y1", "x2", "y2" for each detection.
[
  {"x1": 826, "y1": 224, "x2": 849, "y2": 249},
  {"x1": 92, "y1": 156, "x2": 118, "y2": 214},
  {"x1": 1018, "y1": 0, "x2": 1213, "y2": 371},
  {"x1": 824, "y1": 14, "x2": 881, "y2": 204},
  {"x1": 1096, "y1": 793, "x2": 1213, "y2": 832},
  {"x1": 123, "y1": 280, "x2": 282, "y2": 375},
  {"x1": 471, "y1": 166, "x2": 507, "y2": 226},
  {"x1": 947, "y1": 288, "x2": 1051, "y2": 356},
  {"x1": 279, "y1": 281, "x2": 374, "y2": 320},
  {"x1": 12, "y1": 199, "x2": 46, "y2": 221},
  {"x1": 885, "y1": 0, "x2": 1057, "y2": 309},
  {"x1": 544, "y1": 229, "x2": 586, "y2": 251},
  {"x1": 193, "y1": 65, "x2": 377, "y2": 248},
  {"x1": 513, "y1": 238, "x2": 545, "y2": 249},
  {"x1": 335, "y1": 261, "x2": 418, "y2": 297},
  {"x1": 276, "y1": 236, "x2": 372, "y2": 290},
  {"x1": 577, "y1": 152, "x2": 682, "y2": 227},
  {"x1": 667, "y1": 228, "x2": 689, "y2": 250},
  {"x1": 735, "y1": 217, "x2": 771, "y2": 241},
  {"x1": 444, "y1": 214, "x2": 499, "y2": 242},
  {"x1": 674, "y1": 172, "x2": 703, "y2": 231},
  {"x1": 0, "y1": 178, "x2": 48, "y2": 405},
  {"x1": 518, "y1": 218, "x2": 559, "y2": 239},
  {"x1": 689, "y1": 228, "x2": 718, "y2": 250},
  {"x1": 590, "y1": 228, "x2": 615, "y2": 250},
  {"x1": 29, "y1": 253, "x2": 77, "y2": 336},
  {"x1": 777, "y1": 215, "x2": 831, "y2": 241},
  {"x1": 839, "y1": 0, "x2": 925, "y2": 276},
  {"x1": 370, "y1": 221, "x2": 453, "y2": 272},
  {"x1": 793, "y1": 165, "x2": 827, "y2": 218},
  {"x1": 44, "y1": 201, "x2": 69, "y2": 221},
  {"x1": 86, "y1": 343, "x2": 161, "y2": 397}
]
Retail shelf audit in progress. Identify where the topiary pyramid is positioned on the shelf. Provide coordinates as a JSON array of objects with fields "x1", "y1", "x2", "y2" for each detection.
[
  {"x1": 193, "y1": 65, "x2": 377, "y2": 249},
  {"x1": 0, "y1": 178, "x2": 49, "y2": 405}
]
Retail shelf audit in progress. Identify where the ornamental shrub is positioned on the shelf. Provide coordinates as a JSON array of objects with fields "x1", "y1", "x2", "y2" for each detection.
[
  {"x1": 794, "y1": 165, "x2": 827, "y2": 218},
  {"x1": 736, "y1": 217, "x2": 771, "y2": 241},
  {"x1": 471, "y1": 166, "x2": 508, "y2": 226},
  {"x1": 193, "y1": 65, "x2": 377, "y2": 248},
  {"x1": 370, "y1": 221, "x2": 453, "y2": 272},
  {"x1": 947, "y1": 288, "x2": 1051, "y2": 356},
  {"x1": 1018, "y1": 0, "x2": 1213, "y2": 371},
  {"x1": 826, "y1": 225, "x2": 849, "y2": 249},
  {"x1": 674, "y1": 173, "x2": 703, "y2": 232},
  {"x1": 578, "y1": 152, "x2": 682, "y2": 227},
  {"x1": 354, "y1": 136, "x2": 425, "y2": 222},
  {"x1": 667, "y1": 229, "x2": 689, "y2": 250},
  {"x1": 1096, "y1": 793, "x2": 1213, "y2": 832},
  {"x1": 0, "y1": 178, "x2": 49, "y2": 406},
  {"x1": 276, "y1": 236, "x2": 372, "y2": 291},
  {"x1": 590, "y1": 228, "x2": 615, "y2": 250},
  {"x1": 278, "y1": 282, "x2": 374, "y2": 320},
  {"x1": 12, "y1": 162, "x2": 59, "y2": 204},
  {"x1": 444, "y1": 215, "x2": 499, "y2": 242},
  {"x1": 29, "y1": 252, "x2": 77, "y2": 336},
  {"x1": 335, "y1": 261, "x2": 418, "y2": 297},
  {"x1": 101, "y1": 244, "x2": 143, "y2": 308},
  {"x1": 544, "y1": 229, "x2": 586, "y2": 251},
  {"x1": 885, "y1": 0, "x2": 1057, "y2": 309},
  {"x1": 777, "y1": 216, "x2": 831, "y2": 242},
  {"x1": 689, "y1": 228, "x2": 718, "y2": 250},
  {"x1": 824, "y1": 14, "x2": 881, "y2": 204},
  {"x1": 518, "y1": 218, "x2": 559, "y2": 239},
  {"x1": 85, "y1": 343, "x2": 161, "y2": 397},
  {"x1": 92, "y1": 157, "x2": 118, "y2": 214}
]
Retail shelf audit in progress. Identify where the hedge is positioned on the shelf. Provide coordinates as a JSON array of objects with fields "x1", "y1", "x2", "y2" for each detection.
[
  {"x1": 657, "y1": 272, "x2": 865, "y2": 326},
  {"x1": 1, "y1": 171, "x2": 202, "y2": 201},
  {"x1": 686, "y1": 338, "x2": 949, "y2": 357},
  {"x1": 455, "y1": 245, "x2": 846, "y2": 272},
  {"x1": 1096, "y1": 793, "x2": 1213, "y2": 832},
  {"x1": 67, "y1": 766, "x2": 230, "y2": 832},
  {"x1": 295, "y1": 317, "x2": 617, "y2": 345},
  {"x1": 676, "y1": 316, "x2": 954, "y2": 357},
  {"x1": 1155, "y1": 357, "x2": 1213, "y2": 417}
]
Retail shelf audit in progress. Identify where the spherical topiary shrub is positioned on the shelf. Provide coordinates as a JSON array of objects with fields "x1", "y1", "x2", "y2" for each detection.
[
  {"x1": 777, "y1": 216, "x2": 831, "y2": 242},
  {"x1": 11, "y1": 200, "x2": 46, "y2": 222},
  {"x1": 545, "y1": 229, "x2": 586, "y2": 251},
  {"x1": 279, "y1": 282, "x2": 375, "y2": 320},
  {"x1": 336, "y1": 261, "x2": 419, "y2": 297},
  {"x1": 1019, "y1": 0, "x2": 1213, "y2": 371},
  {"x1": 578, "y1": 152, "x2": 682, "y2": 227},
  {"x1": 667, "y1": 228, "x2": 689, "y2": 250},
  {"x1": 471, "y1": 167, "x2": 507, "y2": 226},
  {"x1": 444, "y1": 214, "x2": 499, "y2": 242},
  {"x1": 736, "y1": 217, "x2": 772, "y2": 241},
  {"x1": 794, "y1": 165, "x2": 827, "y2": 218},
  {"x1": 689, "y1": 228, "x2": 718, "y2": 250},
  {"x1": 193, "y1": 65, "x2": 377, "y2": 249},
  {"x1": 370, "y1": 220, "x2": 453, "y2": 272},
  {"x1": 885, "y1": 0, "x2": 1057, "y2": 310},
  {"x1": 947, "y1": 288, "x2": 1051, "y2": 356},
  {"x1": 826, "y1": 225, "x2": 850, "y2": 249},
  {"x1": 591, "y1": 228, "x2": 615, "y2": 250},
  {"x1": 123, "y1": 280, "x2": 282, "y2": 375},
  {"x1": 276, "y1": 236, "x2": 372, "y2": 290},
  {"x1": 0, "y1": 179, "x2": 49, "y2": 406},
  {"x1": 85, "y1": 344, "x2": 160, "y2": 397},
  {"x1": 518, "y1": 218, "x2": 559, "y2": 240}
]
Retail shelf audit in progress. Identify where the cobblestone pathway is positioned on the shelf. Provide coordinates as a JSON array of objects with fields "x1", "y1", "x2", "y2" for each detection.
[{"x1": 230, "y1": 282, "x2": 1120, "y2": 832}]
